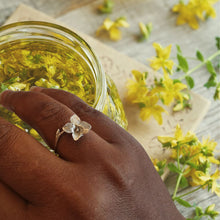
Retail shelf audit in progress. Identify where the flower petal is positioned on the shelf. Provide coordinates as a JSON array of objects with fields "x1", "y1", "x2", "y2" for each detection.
[
  {"x1": 72, "y1": 130, "x2": 83, "y2": 141},
  {"x1": 70, "y1": 114, "x2": 81, "y2": 125},
  {"x1": 63, "y1": 123, "x2": 75, "y2": 133},
  {"x1": 79, "y1": 121, "x2": 92, "y2": 134},
  {"x1": 109, "y1": 27, "x2": 122, "y2": 41}
]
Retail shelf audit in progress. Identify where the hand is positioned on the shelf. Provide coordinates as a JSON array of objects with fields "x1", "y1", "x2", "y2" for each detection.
[{"x1": 0, "y1": 88, "x2": 184, "y2": 220}]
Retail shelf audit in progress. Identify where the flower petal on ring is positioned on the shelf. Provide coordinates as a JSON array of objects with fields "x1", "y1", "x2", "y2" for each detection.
[
  {"x1": 79, "y1": 121, "x2": 92, "y2": 134},
  {"x1": 63, "y1": 123, "x2": 75, "y2": 133},
  {"x1": 70, "y1": 114, "x2": 81, "y2": 125},
  {"x1": 72, "y1": 131, "x2": 83, "y2": 141}
]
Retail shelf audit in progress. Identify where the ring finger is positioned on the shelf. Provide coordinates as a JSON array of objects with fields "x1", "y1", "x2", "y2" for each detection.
[{"x1": 0, "y1": 90, "x2": 106, "y2": 162}]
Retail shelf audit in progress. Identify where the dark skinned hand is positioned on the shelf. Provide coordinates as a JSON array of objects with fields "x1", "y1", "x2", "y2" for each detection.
[{"x1": 0, "y1": 87, "x2": 185, "y2": 220}]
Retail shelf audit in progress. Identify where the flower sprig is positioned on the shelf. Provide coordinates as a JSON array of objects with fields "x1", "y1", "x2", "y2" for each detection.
[
  {"x1": 138, "y1": 22, "x2": 153, "y2": 42},
  {"x1": 96, "y1": 17, "x2": 129, "y2": 41},
  {"x1": 156, "y1": 124, "x2": 220, "y2": 219},
  {"x1": 126, "y1": 42, "x2": 190, "y2": 125},
  {"x1": 150, "y1": 38, "x2": 220, "y2": 99},
  {"x1": 126, "y1": 69, "x2": 188, "y2": 125},
  {"x1": 172, "y1": 0, "x2": 220, "y2": 29},
  {"x1": 127, "y1": 38, "x2": 220, "y2": 124},
  {"x1": 174, "y1": 37, "x2": 220, "y2": 100}
]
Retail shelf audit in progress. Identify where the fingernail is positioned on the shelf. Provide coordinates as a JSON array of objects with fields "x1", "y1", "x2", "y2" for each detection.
[{"x1": 30, "y1": 86, "x2": 43, "y2": 92}]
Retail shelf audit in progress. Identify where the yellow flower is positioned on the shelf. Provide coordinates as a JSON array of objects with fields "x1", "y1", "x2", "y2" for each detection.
[
  {"x1": 151, "y1": 158, "x2": 167, "y2": 175},
  {"x1": 191, "y1": 170, "x2": 220, "y2": 196},
  {"x1": 96, "y1": 17, "x2": 129, "y2": 41},
  {"x1": 139, "y1": 95, "x2": 166, "y2": 125},
  {"x1": 160, "y1": 73, "x2": 187, "y2": 106},
  {"x1": 126, "y1": 70, "x2": 148, "y2": 102},
  {"x1": 158, "y1": 124, "x2": 197, "y2": 148},
  {"x1": 199, "y1": 137, "x2": 220, "y2": 164},
  {"x1": 172, "y1": 2, "x2": 199, "y2": 29},
  {"x1": 172, "y1": 0, "x2": 219, "y2": 29},
  {"x1": 191, "y1": 0, "x2": 218, "y2": 20},
  {"x1": 149, "y1": 43, "x2": 174, "y2": 73},
  {"x1": 152, "y1": 158, "x2": 160, "y2": 172}
]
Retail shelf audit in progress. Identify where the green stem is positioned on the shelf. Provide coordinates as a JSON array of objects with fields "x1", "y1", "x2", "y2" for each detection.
[
  {"x1": 177, "y1": 146, "x2": 180, "y2": 169},
  {"x1": 172, "y1": 172, "x2": 183, "y2": 199},
  {"x1": 178, "y1": 50, "x2": 220, "y2": 81},
  {"x1": 177, "y1": 185, "x2": 204, "y2": 199},
  {"x1": 171, "y1": 56, "x2": 198, "y2": 61},
  {"x1": 172, "y1": 145, "x2": 183, "y2": 199}
]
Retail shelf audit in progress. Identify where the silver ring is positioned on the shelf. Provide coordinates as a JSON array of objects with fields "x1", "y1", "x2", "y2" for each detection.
[{"x1": 55, "y1": 114, "x2": 92, "y2": 152}]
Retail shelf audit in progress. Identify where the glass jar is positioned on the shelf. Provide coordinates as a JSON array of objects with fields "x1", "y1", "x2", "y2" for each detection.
[{"x1": 0, "y1": 21, "x2": 128, "y2": 139}]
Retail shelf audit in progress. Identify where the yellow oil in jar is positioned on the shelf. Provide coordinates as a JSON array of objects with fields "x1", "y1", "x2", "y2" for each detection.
[
  {"x1": 0, "y1": 39, "x2": 127, "y2": 142},
  {"x1": 0, "y1": 39, "x2": 96, "y2": 104}
]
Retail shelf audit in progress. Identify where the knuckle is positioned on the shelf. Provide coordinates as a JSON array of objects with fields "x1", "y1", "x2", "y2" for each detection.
[
  {"x1": 70, "y1": 100, "x2": 102, "y2": 118},
  {"x1": 37, "y1": 101, "x2": 65, "y2": 122}
]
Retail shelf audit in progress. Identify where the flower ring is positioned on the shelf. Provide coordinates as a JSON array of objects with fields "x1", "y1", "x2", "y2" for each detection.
[{"x1": 55, "y1": 114, "x2": 92, "y2": 152}]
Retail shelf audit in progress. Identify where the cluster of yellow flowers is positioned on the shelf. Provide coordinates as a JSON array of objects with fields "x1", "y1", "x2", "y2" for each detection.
[
  {"x1": 173, "y1": 0, "x2": 219, "y2": 29},
  {"x1": 126, "y1": 43, "x2": 189, "y2": 125},
  {"x1": 96, "y1": 0, "x2": 219, "y2": 42},
  {"x1": 157, "y1": 124, "x2": 220, "y2": 197}
]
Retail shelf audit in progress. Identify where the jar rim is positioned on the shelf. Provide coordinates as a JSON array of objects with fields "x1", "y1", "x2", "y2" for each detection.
[{"x1": 0, "y1": 21, "x2": 107, "y2": 111}]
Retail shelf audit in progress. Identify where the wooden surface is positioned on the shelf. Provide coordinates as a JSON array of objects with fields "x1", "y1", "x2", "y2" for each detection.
[
  {"x1": 1, "y1": 0, "x2": 220, "y2": 219},
  {"x1": 0, "y1": 0, "x2": 93, "y2": 24}
]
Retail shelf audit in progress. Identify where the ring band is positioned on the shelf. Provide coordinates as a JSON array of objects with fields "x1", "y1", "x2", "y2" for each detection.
[{"x1": 54, "y1": 114, "x2": 91, "y2": 152}]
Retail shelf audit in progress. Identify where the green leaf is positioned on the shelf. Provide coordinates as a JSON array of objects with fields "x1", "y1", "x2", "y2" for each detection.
[
  {"x1": 176, "y1": 45, "x2": 182, "y2": 54},
  {"x1": 214, "y1": 83, "x2": 220, "y2": 100},
  {"x1": 180, "y1": 176, "x2": 189, "y2": 188},
  {"x1": 177, "y1": 54, "x2": 189, "y2": 73},
  {"x1": 204, "y1": 76, "x2": 217, "y2": 88},
  {"x1": 206, "y1": 61, "x2": 216, "y2": 76},
  {"x1": 195, "y1": 206, "x2": 203, "y2": 216},
  {"x1": 156, "y1": 160, "x2": 167, "y2": 176},
  {"x1": 173, "y1": 79, "x2": 182, "y2": 84},
  {"x1": 144, "y1": 72, "x2": 148, "y2": 79},
  {"x1": 216, "y1": 37, "x2": 220, "y2": 50},
  {"x1": 196, "y1": 51, "x2": 204, "y2": 62},
  {"x1": 186, "y1": 161, "x2": 197, "y2": 169},
  {"x1": 167, "y1": 163, "x2": 181, "y2": 174},
  {"x1": 176, "y1": 67, "x2": 181, "y2": 72},
  {"x1": 175, "y1": 197, "x2": 192, "y2": 207},
  {"x1": 185, "y1": 76, "x2": 195, "y2": 89}
]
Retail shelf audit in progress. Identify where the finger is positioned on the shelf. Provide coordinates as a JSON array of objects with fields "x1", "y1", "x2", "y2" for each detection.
[
  {"x1": 0, "y1": 116, "x2": 72, "y2": 204},
  {"x1": 0, "y1": 90, "x2": 106, "y2": 161},
  {"x1": 0, "y1": 181, "x2": 27, "y2": 219},
  {"x1": 30, "y1": 87, "x2": 127, "y2": 143}
]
